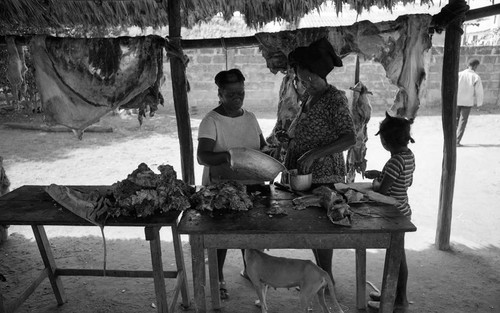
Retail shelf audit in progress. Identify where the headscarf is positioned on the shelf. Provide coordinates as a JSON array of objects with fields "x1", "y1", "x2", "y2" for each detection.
[
  {"x1": 288, "y1": 37, "x2": 343, "y2": 79},
  {"x1": 214, "y1": 68, "x2": 245, "y2": 88}
]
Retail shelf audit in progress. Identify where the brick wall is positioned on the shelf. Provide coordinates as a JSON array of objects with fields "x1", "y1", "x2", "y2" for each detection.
[
  {"x1": 425, "y1": 45, "x2": 500, "y2": 108},
  {"x1": 162, "y1": 47, "x2": 283, "y2": 117},
  {"x1": 160, "y1": 45, "x2": 499, "y2": 118}
]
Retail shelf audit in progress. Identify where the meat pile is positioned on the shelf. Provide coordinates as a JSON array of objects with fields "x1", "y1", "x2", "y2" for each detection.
[
  {"x1": 190, "y1": 181, "x2": 253, "y2": 213},
  {"x1": 292, "y1": 186, "x2": 353, "y2": 226},
  {"x1": 110, "y1": 163, "x2": 194, "y2": 218},
  {"x1": 46, "y1": 163, "x2": 194, "y2": 227}
]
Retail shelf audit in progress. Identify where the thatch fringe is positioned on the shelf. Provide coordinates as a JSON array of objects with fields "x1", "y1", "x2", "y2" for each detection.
[{"x1": 0, "y1": 0, "x2": 433, "y2": 36}]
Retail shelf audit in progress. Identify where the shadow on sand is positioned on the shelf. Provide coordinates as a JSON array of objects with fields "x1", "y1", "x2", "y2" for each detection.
[{"x1": 1, "y1": 232, "x2": 499, "y2": 313}]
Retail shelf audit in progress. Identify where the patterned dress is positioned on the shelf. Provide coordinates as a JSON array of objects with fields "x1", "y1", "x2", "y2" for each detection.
[{"x1": 285, "y1": 85, "x2": 355, "y2": 184}]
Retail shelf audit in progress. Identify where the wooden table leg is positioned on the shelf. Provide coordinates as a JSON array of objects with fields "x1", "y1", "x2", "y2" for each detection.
[
  {"x1": 379, "y1": 233, "x2": 404, "y2": 313},
  {"x1": 355, "y1": 249, "x2": 367, "y2": 310},
  {"x1": 190, "y1": 235, "x2": 206, "y2": 313},
  {"x1": 171, "y1": 224, "x2": 190, "y2": 309},
  {"x1": 145, "y1": 226, "x2": 168, "y2": 313},
  {"x1": 207, "y1": 248, "x2": 221, "y2": 310},
  {"x1": 31, "y1": 225, "x2": 66, "y2": 305}
]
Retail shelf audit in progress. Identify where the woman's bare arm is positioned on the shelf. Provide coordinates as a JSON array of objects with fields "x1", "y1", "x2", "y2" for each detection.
[
  {"x1": 298, "y1": 132, "x2": 356, "y2": 174},
  {"x1": 197, "y1": 138, "x2": 230, "y2": 167}
]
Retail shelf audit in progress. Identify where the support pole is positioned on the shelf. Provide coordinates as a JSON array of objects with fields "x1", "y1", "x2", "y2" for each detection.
[
  {"x1": 435, "y1": 0, "x2": 466, "y2": 250},
  {"x1": 168, "y1": 1, "x2": 195, "y2": 184}
]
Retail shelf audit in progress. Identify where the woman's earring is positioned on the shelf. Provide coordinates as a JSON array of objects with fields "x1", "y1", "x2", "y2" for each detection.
[{"x1": 308, "y1": 76, "x2": 312, "y2": 82}]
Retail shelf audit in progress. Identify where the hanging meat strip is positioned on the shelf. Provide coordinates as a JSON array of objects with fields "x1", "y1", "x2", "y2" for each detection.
[
  {"x1": 5, "y1": 36, "x2": 26, "y2": 109},
  {"x1": 266, "y1": 69, "x2": 302, "y2": 162},
  {"x1": 256, "y1": 14, "x2": 432, "y2": 120},
  {"x1": 346, "y1": 81, "x2": 372, "y2": 183},
  {"x1": 30, "y1": 35, "x2": 163, "y2": 139}
]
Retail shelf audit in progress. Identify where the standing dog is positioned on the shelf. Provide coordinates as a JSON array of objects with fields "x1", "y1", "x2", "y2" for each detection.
[{"x1": 244, "y1": 249, "x2": 344, "y2": 313}]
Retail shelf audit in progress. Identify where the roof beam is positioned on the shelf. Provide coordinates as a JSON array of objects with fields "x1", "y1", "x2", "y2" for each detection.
[
  {"x1": 2, "y1": 3, "x2": 500, "y2": 47},
  {"x1": 0, "y1": 35, "x2": 260, "y2": 50},
  {"x1": 182, "y1": 36, "x2": 259, "y2": 50},
  {"x1": 465, "y1": 3, "x2": 500, "y2": 21}
]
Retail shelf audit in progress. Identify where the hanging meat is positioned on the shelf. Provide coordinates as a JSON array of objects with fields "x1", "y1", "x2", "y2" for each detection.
[
  {"x1": 30, "y1": 35, "x2": 164, "y2": 139},
  {"x1": 255, "y1": 14, "x2": 432, "y2": 120},
  {"x1": 5, "y1": 36, "x2": 27, "y2": 110},
  {"x1": 0, "y1": 156, "x2": 10, "y2": 196},
  {"x1": 266, "y1": 69, "x2": 302, "y2": 162},
  {"x1": 346, "y1": 81, "x2": 372, "y2": 183}
]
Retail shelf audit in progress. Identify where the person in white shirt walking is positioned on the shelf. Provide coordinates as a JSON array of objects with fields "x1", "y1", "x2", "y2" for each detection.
[{"x1": 456, "y1": 58, "x2": 484, "y2": 146}]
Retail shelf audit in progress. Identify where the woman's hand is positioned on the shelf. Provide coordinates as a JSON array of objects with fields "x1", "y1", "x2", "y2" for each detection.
[
  {"x1": 275, "y1": 130, "x2": 290, "y2": 143},
  {"x1": 297, "y1": 149, "x2": 317, "y2": 174},
  {"x1": 364, "y1": 170, "x2": 381, "y2": 179}
]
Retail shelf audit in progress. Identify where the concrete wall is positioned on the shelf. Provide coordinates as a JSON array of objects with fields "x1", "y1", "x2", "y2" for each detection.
[
  {"x1": 162, "y1": 47, "x2": 283, "y2": 117},
  {"x1": 425, "y1": 45, "x2": 500, "y2": 108},
  {"x1": 160, "y1": 45, "x2": 500, "y2": 118}
]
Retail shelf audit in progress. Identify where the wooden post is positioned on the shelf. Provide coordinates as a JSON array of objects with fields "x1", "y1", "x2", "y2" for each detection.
[
  {"x1": 168, "y1": 1, "x2": 195, "y2": 184},
  {"x1": 435, "y1": 0, "x2": 465, "y2": 250}
]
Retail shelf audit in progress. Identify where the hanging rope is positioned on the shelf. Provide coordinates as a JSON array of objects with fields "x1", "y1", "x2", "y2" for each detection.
[
  {"x1": 221, "y1": 37, "x2": 228, "y2": 70},
  {"x1": 164, "y1": 37, "x2": 190, "y2": 92}
]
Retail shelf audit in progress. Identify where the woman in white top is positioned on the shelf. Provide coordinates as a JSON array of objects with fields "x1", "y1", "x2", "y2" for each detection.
[{"x1": 197, "y1": 68, "x2": 267, "y2": 299}]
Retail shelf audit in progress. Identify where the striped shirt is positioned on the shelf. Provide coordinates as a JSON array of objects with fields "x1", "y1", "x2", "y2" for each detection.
[{"x1": 379, "y1": 149, "x2": 415, "y2": 216}]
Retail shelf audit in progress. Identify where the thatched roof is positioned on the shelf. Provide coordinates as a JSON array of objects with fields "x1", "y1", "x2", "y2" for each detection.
[{"x1": 0, "y1": 0, "x2": 433, "y2": 37}]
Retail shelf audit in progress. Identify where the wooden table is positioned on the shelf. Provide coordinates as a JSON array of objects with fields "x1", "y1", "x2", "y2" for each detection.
[
  {"x1": 178, "y1": 185, "x2": 416, "y2": 313},
  {"x1": 0, "y1": 185, "x2": 190, "y2": 313}
]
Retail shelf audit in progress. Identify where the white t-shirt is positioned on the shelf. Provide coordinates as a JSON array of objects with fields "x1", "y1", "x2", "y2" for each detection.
[
  {"x1": 457, "y1": 68, "x2": 483, "y2": 107},
  {"x1": 198, "y1": 109, "x2": 262, "y2": 184}
]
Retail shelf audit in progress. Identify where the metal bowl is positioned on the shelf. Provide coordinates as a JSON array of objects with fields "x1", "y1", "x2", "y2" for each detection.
[
  {"x1": 289, "y1": 172, "x2": 312, "y2": 191},
  {"x1": 229, "y1": 147, "x2": 286, "y2": 182}
]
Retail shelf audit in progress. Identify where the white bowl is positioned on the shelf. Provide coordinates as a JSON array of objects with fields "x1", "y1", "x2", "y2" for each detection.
[{"x1": 229, "y1": 147, "x2": 286, "y2": 182}]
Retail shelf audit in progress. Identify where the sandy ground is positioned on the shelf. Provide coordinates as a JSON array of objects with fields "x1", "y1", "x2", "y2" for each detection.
[{"x1": 0, "y1": 106, "x2": 499, "y2": 313}]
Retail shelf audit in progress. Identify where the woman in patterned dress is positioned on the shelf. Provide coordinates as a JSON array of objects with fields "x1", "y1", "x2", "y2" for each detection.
[{"x1": 286, "y1": 38, "x2": 356, "y2": 286}]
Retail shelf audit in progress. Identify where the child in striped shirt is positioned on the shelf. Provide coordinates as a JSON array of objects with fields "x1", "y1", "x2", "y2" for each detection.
[{"x1": 365, "y1": 112, "x2": 415, "y2": 312}]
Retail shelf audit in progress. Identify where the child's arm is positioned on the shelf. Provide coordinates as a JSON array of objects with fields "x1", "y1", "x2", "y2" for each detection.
[
  {"x1": 364, "y1": 170, "x2": 381, "y2": 179},
  {"x1": 372, "y1": 174, "x2": 397, "y2": 195},
  {"x1": 372, "y1": 154, "x2": 404, "y2": 195}
]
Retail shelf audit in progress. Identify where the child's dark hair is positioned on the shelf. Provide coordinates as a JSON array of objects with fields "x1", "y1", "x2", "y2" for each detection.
[{"x1": 376, "y1": 112, "x2": 415, "y2": 147}]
